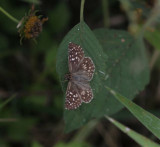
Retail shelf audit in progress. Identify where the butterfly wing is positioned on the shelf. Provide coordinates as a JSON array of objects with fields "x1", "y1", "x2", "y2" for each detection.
[
  {"x1": 65, "y1": 81, "x2": 82, "y2": 110},
  {"x1": 66, "y1": 42, "x2": 95, "y2": 108},
  {"x1": 78, "y1": 57, "x2": 95, "y2": 81},
  {"x1": 68, "y1": 42, "x2": 84, "y2": 73},
  {"x1": 76, "y1": 82, "x2": 93, "y2": 103}
]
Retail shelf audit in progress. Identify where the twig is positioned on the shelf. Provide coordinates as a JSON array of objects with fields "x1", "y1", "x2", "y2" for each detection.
[{"x1": 0, "y1": 6, "x2": 19, "y2": 23}]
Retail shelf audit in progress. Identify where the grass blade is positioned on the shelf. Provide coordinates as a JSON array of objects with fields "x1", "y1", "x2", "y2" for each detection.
[
  {"x1": 106, "y1": 86, "x2": 160, "y2": 139},
  {"x1": 105, "y1": 116, "x2": 160, "y2": 147},
  {"x1": 0, "y1": 94, "x2": 16, "y2": 110}
]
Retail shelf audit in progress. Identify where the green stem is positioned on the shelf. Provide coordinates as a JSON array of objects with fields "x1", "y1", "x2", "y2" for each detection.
[
  {"x1": 102, "y1": 0, "x2": 109, "y2": 27},
  {"x1": 138, "y1": 1, "x2": 160, "y2": 36},
  {"x1": 149, "y1": 49, "x2": 160, "y2": 70},
  {"x1": 0, "y1": 6, "x2": 19, "y2": 24},
  {"x1": 72, "y1": 119, "x2": 98, "y2": 142},
  {"x1": 80, "y1": 0, "x2": 85, "y2": 22}
]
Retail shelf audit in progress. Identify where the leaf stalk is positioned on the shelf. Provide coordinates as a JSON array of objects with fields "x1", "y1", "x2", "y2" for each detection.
[{"x1": 80, "y1": 0, "x2": 85, "y2": 22}]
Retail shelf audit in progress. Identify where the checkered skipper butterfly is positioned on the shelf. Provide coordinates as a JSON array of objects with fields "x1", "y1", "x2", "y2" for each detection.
[{"x1": 65, "y1": 42, "x2": 95, "y2": 110}]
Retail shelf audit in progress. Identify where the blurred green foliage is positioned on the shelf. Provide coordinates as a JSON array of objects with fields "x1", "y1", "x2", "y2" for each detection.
[
  {"x1": 55, "y1": 142, "x2": 91, "y2": 147},
  {"x1": 0, "y1": 0, "x2": 71, "y2": 146}
]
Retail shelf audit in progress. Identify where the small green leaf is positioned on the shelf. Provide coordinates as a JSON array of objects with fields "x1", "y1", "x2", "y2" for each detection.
[
  {"x1": 106, "y1": 86, "x2": 160, "y2": 139},
  {"x1": 106, "y1": 116, "x2": 160, "y2": 147},
  {"x1": 144, "y1": 28, "x2": 160, "y2": 50},
  {"x1": 56, "y1": 22, "x2": 107, "y2": 132}
]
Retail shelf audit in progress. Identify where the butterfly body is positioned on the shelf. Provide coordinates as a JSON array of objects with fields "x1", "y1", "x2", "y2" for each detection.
[
  {"x1": 65, "y1": 42, "x2": 95, "y2": 110},
  {"x1": 72, "y1": 71, "x2": 90, "y2": 82}
]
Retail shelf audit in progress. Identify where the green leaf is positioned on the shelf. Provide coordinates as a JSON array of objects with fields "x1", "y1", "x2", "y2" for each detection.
[
  {"x1": 56, "y1": 22, "x2": 107, "y2": 132},
  {"x1": 144, "y1": 28, "x2": 160, "y2": 50},
  {"x1": 93, "y1": 28, "x2": 149, "y2": 116},
  {"x1": 57, "y1": 26, "x2": 149, "y2": 132},
  {"x1": 106, "y1": 86, "x2": 160, "y2": 139},
  {"x1": 106, "y1": 116, "x2": 160, "y2": 147},
  {"x1": 55, "y1": 142, "x2": 91, "y2": 147}
]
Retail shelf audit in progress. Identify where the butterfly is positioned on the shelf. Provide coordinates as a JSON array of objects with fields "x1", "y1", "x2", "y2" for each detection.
[{"x1": 65, "y1": 42, "x2": 95, "y2": 110}]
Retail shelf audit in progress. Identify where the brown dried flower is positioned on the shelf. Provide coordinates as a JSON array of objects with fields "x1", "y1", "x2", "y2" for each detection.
[{"x1": 17, "y1": 5, "x2": 48, "y2": 43}]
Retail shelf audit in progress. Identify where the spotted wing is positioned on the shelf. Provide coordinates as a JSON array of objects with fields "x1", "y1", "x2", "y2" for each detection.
[
  {"x1": 76, "y1": 83, "x2": 93, "y2": 103},
  {"x1": 78, "y1": 57, "x2": 95, "y2": 81},
  {"x1": 65, "y1": 81, "x2": 82, "y2": 110},
  {"x1": 68, "y1": 42, "x2": 84, "y2": 73}
]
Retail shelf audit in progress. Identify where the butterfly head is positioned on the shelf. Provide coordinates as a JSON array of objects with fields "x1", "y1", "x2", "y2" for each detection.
[{"x1": 64, "y1": 73, "x2": 72, "y2": 81}]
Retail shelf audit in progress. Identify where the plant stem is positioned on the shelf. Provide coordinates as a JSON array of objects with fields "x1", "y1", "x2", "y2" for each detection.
[
  {"x1": 119, "y1": 0, "x2": 138, "y2": 36},
  {"x1": 102, "y1": 0, "x2": 109, "y2": 27},
  {"x1": 80, "y1": 0, "x2": 85, "y2": 22},
  {"x1": 72, "y1": 119, "x2": 98, "y2": 142},
  {"x1": 150, "y1": 49, "x2": 160, "y2": 70},
  {"x1": 0, "y1": 6, "x2": 19, "y2": 24},
  {"x1": 138, "y1": 1, "x2": 160, "y2": 36}
]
